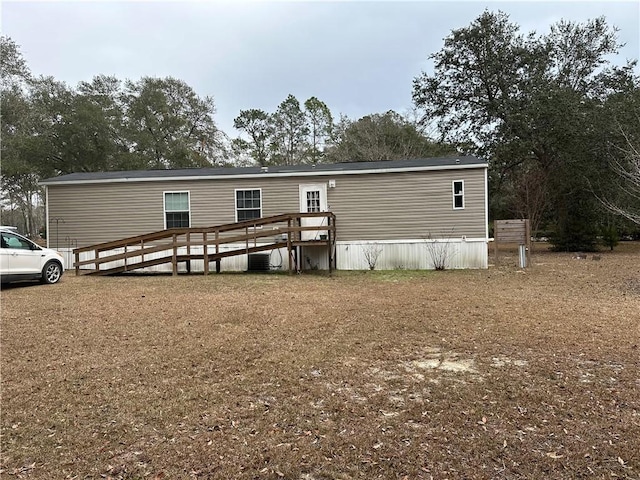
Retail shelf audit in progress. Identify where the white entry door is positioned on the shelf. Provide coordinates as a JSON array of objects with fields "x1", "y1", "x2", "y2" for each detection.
[{"x1": 299, "y1": 183, "x2": 328, "y2": 240}]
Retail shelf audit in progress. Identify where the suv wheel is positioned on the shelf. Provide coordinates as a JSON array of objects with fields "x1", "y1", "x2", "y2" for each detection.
[{"x1": 42, "y1": 261, "x2": 62, "y2": 284}]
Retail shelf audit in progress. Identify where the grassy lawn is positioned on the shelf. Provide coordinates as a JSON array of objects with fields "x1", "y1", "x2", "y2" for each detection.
[{"x1": 1, "y1": 244, "x2": 639, "y2": 479}]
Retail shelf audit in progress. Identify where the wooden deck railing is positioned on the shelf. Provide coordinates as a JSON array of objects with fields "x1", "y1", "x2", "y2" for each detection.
[{"x1": 73, "y1": 212, "x2": 336, "y2": 276}]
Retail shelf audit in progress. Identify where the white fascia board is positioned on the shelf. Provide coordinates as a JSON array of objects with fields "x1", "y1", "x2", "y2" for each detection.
[{"x1": 39, "y1": 163, "x2": 488, "y2": 186}]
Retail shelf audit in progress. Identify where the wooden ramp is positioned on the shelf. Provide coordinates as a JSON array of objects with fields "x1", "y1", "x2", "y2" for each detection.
[{"x1": 73, "y1": 213, "x2": 336, "y2": 276}]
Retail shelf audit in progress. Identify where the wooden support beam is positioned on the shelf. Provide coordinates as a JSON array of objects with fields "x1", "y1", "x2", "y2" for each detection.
[
  {"x1": 287, "y1": 218, "x2": 293, "y2": 275},
  {"x1": 328, "y1": 221, "x2": 332, "y2": 275},
  {"x1": 172, "y1": 234, "x2": 178, "y2": 276},
  {"x1": 203, "y1": 232, "x2": 209, "y2": 275},
  {"x1": 332, "y1": 215, "x2": 337, "y2": 271},
  {"x1": 186, "y1": 232, "x2": 191, "y2": 273},
  {"x1": 215, "y1": 230, "x2": 220, "y2": 273},
  {"x1": 525, "y1": 219, "x2": 532, "y2": 267}
]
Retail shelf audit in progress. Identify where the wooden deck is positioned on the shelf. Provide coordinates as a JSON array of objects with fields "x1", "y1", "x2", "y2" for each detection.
[{"x1": 72, "y1": 212, "x2": 336, "y2": 276}]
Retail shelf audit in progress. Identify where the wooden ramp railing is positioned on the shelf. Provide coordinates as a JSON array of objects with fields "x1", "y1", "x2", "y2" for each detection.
[{"x1": 73, "y1": 212, "x2": 336, "y2": 276}]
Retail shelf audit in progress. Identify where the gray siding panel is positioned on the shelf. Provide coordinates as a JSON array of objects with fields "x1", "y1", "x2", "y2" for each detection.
[
  {"x1": 47, "y1": 168, "x2": 487, "y2": 248},
  {"x1": 326, "y1": 170, "x2": 486, "y2": 241}
]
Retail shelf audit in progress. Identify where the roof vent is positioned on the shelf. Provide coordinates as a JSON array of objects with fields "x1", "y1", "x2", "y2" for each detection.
[{"x1": 261, "y1": 166, "x2": 268, "y2": 173}]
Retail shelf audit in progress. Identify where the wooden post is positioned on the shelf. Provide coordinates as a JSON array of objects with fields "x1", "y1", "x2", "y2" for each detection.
[
  {"x1": 327, "y1": 214, "x2": 332, "y2": 275},
  {"x1": 203, "y1": 232, "x2": 209, "y2": 275},
  {"x1": 494, "y1": 220, "x2": 498, "y2": 265},
  {"x1": 525, "y1": 219, "x2": 532, "y2": 268},
  {"x1": 95, "y1": 249, "x2": 99, "y2": 273},
  {"x1": 215, "y1": 230, "x2": 220, "y2": 273},
  {"x1": 75, "y1": 250, "x2": 79, "y2": 276},
  {"x1": 140, "y1": 239, "x2": 144, "y2": 264},
  {"x1": 332, "y1": 215, "x2": 337, "y2": 271},
  {"x1": 124, "y1": 244, "x2": 128, "y2": 272},
  {"x1": 172, "y1": 233, "x2": 178, "y2": 276},
  {"x1": 287, "y1": 217, "x2": 293, "y2": 275},
  {"x1": 186, "y1": 232, "x2": 191, "y2": 273}
]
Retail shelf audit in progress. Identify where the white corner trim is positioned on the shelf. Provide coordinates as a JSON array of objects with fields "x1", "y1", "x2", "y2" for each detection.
[{"x1": 484, "y1": 168, "x2": 489, "y2": 240}]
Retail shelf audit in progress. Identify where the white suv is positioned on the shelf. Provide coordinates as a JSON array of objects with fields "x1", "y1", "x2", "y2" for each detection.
[{"x1": 0, "y1": 228, "x2": 65, "y2": 285}]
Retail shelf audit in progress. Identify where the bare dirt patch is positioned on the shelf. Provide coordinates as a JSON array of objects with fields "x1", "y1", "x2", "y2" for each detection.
[{"x1": 1, "y1": 243, "x2": 639, "y2": 479}]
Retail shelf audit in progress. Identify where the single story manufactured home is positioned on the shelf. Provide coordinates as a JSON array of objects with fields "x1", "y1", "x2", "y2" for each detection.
[{"x1": 40, "y1": 156, "x2": 489, "y2": 272}]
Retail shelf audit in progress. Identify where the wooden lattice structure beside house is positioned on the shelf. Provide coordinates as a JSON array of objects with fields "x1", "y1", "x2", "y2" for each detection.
[{"x1": 494, "y1": 219, "x2": 531, "y2": 267}]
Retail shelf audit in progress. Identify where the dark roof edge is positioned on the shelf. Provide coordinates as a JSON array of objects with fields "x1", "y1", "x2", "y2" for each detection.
[{"x1": 40, "y1": 156, "x2": 488, "y2": 186}]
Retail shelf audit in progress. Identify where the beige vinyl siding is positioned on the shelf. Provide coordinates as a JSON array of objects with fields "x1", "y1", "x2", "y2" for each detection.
[
  {"x1": 324, "y1": 169, "x2": 486, "y2": 241},
  {"x1": 47, "y1": 167, "x2": 486, "y2": 248},
  {"x1": 47, "y1": 178, "x2": 302, "y2": 247}
]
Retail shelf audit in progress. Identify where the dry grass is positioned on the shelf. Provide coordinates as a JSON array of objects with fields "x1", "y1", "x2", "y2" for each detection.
[{"x1": 1, "y1": 243, "x2": 639, "y2": 479}]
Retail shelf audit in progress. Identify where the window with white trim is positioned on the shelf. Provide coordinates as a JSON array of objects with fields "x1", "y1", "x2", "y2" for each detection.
[
  {"x1": 164, "y1": 191, "x2": 190, "y2": 228},
  {"x1": 235, "y1": 189, "x2": 262, "y2": 222},
  {"x1": 453, "y1": 180, "x2": 464, "y2": 209}
]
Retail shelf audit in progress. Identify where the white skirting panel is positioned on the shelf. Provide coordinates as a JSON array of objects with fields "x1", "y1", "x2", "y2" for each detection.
[
  {"x1": 334, "y1": 239, "x2": 488, "y2": 270},
  {"x1": 66, "y1": 238, "x2": 487, "y2": 273}
]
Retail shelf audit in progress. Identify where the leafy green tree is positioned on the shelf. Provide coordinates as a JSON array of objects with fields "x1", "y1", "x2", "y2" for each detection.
[
  {"x1": 77, "y1": 75, "x2": 132, "y2": 169},
  {"x1": 304, "y1": 96, "x2": 333, "y2": 164},
  {"x1": 271, "y1": 94, "x2": 309, "y2": 165},
  {"x1": 22, "y1": 77, "x2": 124, "y2": 175},
  {"x1": 413, "y1": 11, "x2": 638, "y2": 250},
  {"x1": 326, "y1": 110, "x2": 455, "y2": 163},
  {"x1": 8, "y1": 75, "x2": 132, "y2": 179},
  {"x1": 0, "y1": 36, "x2": 43, "y2": 236},
  {"x1": 233, "y1": 108, "x2": 273, "y2": 166},
  {"x1": 0, "y1": 36, "x2": 30, "y2": 89},
  {"x1": 232, "y1": 95, "x2": 335, "y2": 166},
  {"x1": 125, "y1": 76, "x2": 226, "y2": 169}
]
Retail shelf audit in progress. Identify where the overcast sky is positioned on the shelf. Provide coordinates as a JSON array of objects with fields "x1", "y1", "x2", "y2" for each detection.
[{"x1": 2, "y1": 1, "x2": 639, "y2": 136}]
